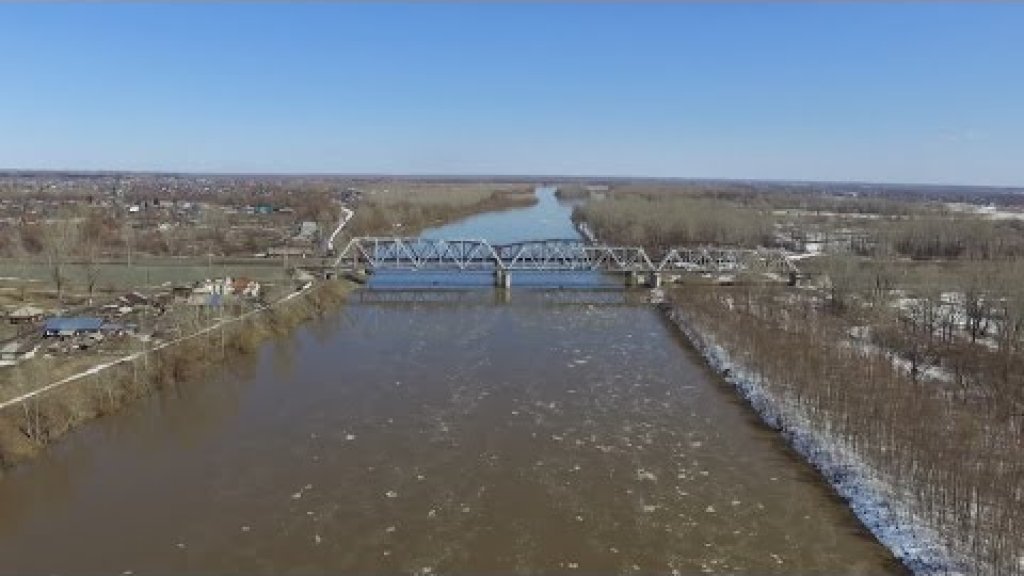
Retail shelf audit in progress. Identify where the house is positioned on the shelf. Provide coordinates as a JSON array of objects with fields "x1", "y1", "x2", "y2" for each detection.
[
  {"x1": 231, "y1": 277, "x2": 261, "y2": 298},
  {"x1": 295, "y1": 221, "x2": 319, "y2": 241},
  {"x1": 100, "y1": 322, "x2": 137, "y2": 337},
  {"x1": 119, "y1": 292, "x2": 151, "y2": 308},
  {"x1": 171, "y1": 285, "x2": 193, "y2": 302},
  {"x1": 187, "y1": 293, "x2": 223, "y2": 308},
  {"x1": 193, "y1": 277, "x2": 233, "y2": 295},
  {"x1": 8, "y1": 305, "x2": 44, "y2": 324},
  {"x1": 43, "y1": 317, "x2": 104, "y2": 338},
  {"x1": 0, "y1": 340, "x2": 36, "y2": 363}
]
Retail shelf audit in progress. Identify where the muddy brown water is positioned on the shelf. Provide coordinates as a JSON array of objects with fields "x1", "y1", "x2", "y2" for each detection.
[{"x1": 0, "y1": 189, "x2": 903, "y2": 574}]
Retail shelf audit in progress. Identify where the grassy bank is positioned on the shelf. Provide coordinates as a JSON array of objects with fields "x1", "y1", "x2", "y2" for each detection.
[{"x1": 0, "y1": 280, "x2": 352, "y2": 473}]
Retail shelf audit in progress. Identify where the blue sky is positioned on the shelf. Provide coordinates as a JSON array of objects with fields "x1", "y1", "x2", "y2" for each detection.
[{"x1": 1, "y1": 3, "x2": 1022, "y2": 186}]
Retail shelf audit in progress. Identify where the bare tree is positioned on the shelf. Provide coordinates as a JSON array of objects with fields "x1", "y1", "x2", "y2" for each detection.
[
  {"x1": 41, "y1": 219, "x2": 79, "y2": 305},
  {"x1": 82, "y1": 240, "x2": 102, "y2": 304}
]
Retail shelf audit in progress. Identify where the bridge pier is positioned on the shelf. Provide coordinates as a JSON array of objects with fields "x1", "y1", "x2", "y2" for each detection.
[
  {"x1": 494, "y1": 269, "x2": 511, "y2": 289},
  {"x1": 495, "y1": 287, "x2": 511, "y2": 304},
  {"x1": 626, "y1": 271, "x2": 661, "y2": 287}
]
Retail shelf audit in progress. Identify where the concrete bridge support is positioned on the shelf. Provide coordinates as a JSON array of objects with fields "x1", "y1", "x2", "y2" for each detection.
[
  {"x1": 494, "y1": 287, "x2": 511, "y2": 304},
  {"x1": 495, "y1": 269, "x2": 511, "y2": 289},
  {"x1": 648, "y1": 272, "x2": 662, "y2": 288}
]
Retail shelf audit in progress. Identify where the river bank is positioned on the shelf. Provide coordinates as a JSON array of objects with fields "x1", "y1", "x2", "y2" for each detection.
[
  {"x1": 568, "y1": 182, "x2": 1024, "y2": 575},
  {"x1": 0, "y1": 186, "x2": 543, "y2": 476},
  {"x1": 659, "y1": 291, "x2": 969, "y2": 575},
  {"x1": 0, "y1": 280, "x2": 353, "y2": 474},
  {"x1": 0, "y1": 186, "x2": 907, "y2": 573}
]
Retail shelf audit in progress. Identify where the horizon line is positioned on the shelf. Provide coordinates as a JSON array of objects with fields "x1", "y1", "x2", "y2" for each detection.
[{"x1": 1, "y1": 167, "x2": 1022, "y2": 192}]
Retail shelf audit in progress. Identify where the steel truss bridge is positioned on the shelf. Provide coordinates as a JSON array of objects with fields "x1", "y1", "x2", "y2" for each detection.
[{"x1": 335, "y1": 237, "x2": 797, "y2": 286}]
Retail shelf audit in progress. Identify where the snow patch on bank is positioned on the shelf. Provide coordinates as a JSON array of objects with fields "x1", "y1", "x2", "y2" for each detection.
[{"x1": 663, "y1": 304, "x2": 969, "y2": 576}]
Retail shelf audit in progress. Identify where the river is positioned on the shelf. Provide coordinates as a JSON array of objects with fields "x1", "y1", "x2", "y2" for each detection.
[{"x1": 0, "y1": 187, "x2": 902, "y2": 574}]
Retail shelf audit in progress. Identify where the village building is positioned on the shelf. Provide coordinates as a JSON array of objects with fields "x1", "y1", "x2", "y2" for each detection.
[
  {"x1": 0, "y1": 340, "x2": 37, "y2": 363},
  {"x1": 7, "y1": 305, "x2": 44, "y2": 325},
  {"x1": 231, "y1": 277, "x2": 261, "y2": 298},
  {"x1": 42, "y1": 317, "x2": 104, "y2": 338},
  {"x1": 295, "y1": 221, "x2": 319, "y2": 242}
]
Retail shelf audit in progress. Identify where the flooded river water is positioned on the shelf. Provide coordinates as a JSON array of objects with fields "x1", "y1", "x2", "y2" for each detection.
[{"x1": 0, "y1": 188, "x2": 902, "y2": 574}]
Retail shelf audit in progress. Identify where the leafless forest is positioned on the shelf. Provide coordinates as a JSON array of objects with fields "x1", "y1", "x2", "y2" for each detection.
[{"x1": 574, "y1": 183, "x2": 1024, "y2": 574}]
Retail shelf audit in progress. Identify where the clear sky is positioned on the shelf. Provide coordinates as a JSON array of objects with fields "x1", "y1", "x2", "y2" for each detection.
[{"x1": 1, "y1": 3, "x2": 1022, "y2": 186}]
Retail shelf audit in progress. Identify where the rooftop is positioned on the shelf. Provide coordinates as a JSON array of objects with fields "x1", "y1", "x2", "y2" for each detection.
[{"x1": 43, "y1": 317, "x2": 104, "y2": 332}]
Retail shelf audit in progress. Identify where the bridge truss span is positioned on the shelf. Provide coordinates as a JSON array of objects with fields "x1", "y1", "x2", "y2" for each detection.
[
  {"x1": 657, "y1": 246, "x2": 797, "y2": 276},
  {"x1": 497, "y1": 239, "x2": 654, "y2": 272},
  {"x1": 336, "y1": 237, "x2": 797, "y2": 280},
  {"x1": 336, "y1": 237, "x2": 501, "y2": 271}
]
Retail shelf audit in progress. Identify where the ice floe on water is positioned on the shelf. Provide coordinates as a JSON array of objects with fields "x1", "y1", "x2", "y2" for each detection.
[{"x1": 636, "y1": 469, "x2": 658, "y2": 482}]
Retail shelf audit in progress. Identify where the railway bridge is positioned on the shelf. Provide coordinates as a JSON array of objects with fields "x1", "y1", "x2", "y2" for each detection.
[{"x1": 335, "y1": 237, "x2": 798, "y2": 288}]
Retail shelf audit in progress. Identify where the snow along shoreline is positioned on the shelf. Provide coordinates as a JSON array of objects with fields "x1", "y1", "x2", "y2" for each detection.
[{"x1": 660, "y1": 302, "x2": 970, "y2": 576}]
